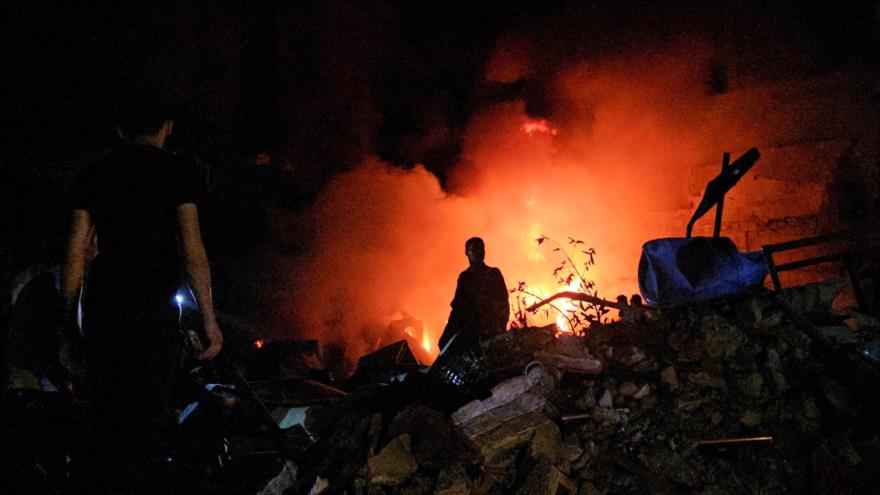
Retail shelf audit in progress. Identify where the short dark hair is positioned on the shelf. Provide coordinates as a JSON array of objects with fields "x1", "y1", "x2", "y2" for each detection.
[
  {"x1": 115, "y1": 96, "x2": 175, "y2": 137},
  {"x1": 465, "y1": 237, "x2": 484, "y2": 250}
]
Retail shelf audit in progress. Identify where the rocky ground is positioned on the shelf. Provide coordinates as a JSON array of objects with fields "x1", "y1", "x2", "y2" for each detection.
[{"x1": 263, "y1": 281, "x2": 880, "y2": 494}]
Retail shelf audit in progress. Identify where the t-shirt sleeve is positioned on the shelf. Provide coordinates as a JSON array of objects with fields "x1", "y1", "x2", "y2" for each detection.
[{"x1": 171, "y1": 159, "x2": 203, "y2": 206}]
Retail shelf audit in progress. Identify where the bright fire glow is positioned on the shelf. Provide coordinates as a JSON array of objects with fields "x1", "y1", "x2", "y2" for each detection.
[
  {"x1": 520, "y1": 119, "x2": 558, "y2": 136},
  {"x1": 276, "y1": 41, "x2": 816, "y2": 369},
  {"x1": 421, "y1": 329, "x2": 431, "y2": 352}
]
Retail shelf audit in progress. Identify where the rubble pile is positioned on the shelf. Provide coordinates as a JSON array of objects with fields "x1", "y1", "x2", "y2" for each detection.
[{"x1": 267, "y1": 283, "x2": 880, "y2": 494}]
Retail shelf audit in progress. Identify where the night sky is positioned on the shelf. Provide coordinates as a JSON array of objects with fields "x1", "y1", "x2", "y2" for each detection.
[{"x1": 2, "y1": 1, "x2": 877, "y2": 326}]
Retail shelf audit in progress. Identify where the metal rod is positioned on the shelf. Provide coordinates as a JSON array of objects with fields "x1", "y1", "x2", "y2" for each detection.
[
  {"x1": 713, "y1": 152, "x2": 730, "y2": 239},
  {"x1": 561, "y1": 413, "x2": 593, "y2": 421},
  {"x1": 525, "y1": 291, "x2": 625, "y2": 312},
  {"x1": 692, "y1": 436, "x2": 773, "y2": 448}
]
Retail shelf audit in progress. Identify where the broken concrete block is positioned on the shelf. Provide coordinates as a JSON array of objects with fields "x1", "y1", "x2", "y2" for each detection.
[
  {"x1": 452, "y1": 375, "x2": 548, "y2": 438},
  {"x1": 534, "y1": 350, "x2": 603, "y2": 375},
  {"x1": 701, "y1": 315, "x2": 746, "y2": 360},
  {"x1": 661, "y1": 366, "x2": 680, "y2": 390},
  {"x1": 529, "y1": 420, "x2": 562, "y2": 462},
  {"x1": 468, "y1": 411, "x2": 554, "y2": 465},
  {"x1": 552, "y1": 333, "x2": 590, "y2": 358},
  {"x1": 779, "y1": 278, "x2": 848, "y2": 316},
  {"x1": 435, "y1": 464, "x2": 469, "y2": 495},
  {"x1": 618, "y1": 381, "x2": 638, "y2": 396},
  {"x1": 739, "y1": 410, "x2": 763, "y2": 426},
  {"x1": 620, "y1": 346, "x2": 647, "y2": 366},
  {"x1": 687, "y1": 371, "x2": 726, "y2": 389},
  {"x1": 368, "y1": 435, "x2": 418, "y2": 486},
  {"x1": 592, "y1": 407, "x2": 627, "y2": 425},
  {"x1": 633, "y1": 383, "x2": 652, "y2": 400},
  {"x1": 515, "y1": 458, "x2": 576, "y2": 495},
  {"x1": 676, "y1": 397, "x2": 710, "y2": 412},
  {"x1": 644, "y1": 448, "x2": 701, "y2": 487},
  {"x1": 598, "y1": 389, "x2": 613, "y2": 408},
  {"x1": 735, "y1": 372, "x2": 764, "y2": 397},
  {"x1": 258, "y1": 461, "x2": 298, "y2": 495}
]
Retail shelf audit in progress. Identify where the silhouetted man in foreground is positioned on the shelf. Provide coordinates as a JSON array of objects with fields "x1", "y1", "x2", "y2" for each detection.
[
  {"x1": 438, "y1": 237, "x2": 509, "y2": 353},
  {"x1": 61, "y1": 101, "x2": 222, "y2": 493}
]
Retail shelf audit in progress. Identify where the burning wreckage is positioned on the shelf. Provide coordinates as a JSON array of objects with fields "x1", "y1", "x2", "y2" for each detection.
[{"x1": 4, "y1": 149, "x2": 880, "y2": 494}]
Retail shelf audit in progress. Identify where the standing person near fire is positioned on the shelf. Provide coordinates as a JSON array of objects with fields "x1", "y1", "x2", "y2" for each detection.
[
  {"x1": 60, "y1": 99, "x2": 222, "y2": 493},
  {"x1": 438, "y1": 237, "x2": 509, "y2": 352}
]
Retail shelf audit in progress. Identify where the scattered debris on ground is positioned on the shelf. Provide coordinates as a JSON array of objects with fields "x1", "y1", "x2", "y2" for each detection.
[{"x1": 262, "y1": 282, "x2": 880, "y2": 494}]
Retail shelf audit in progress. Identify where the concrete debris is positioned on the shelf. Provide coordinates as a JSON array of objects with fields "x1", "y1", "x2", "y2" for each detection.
[
  {"x1": 189, "y1": 285, "x2": 880, "y2": 493},
  {"x1": 451, "y1": 374, "x2": 549, "y2": 438},
  {"x1": 258, "y1": 461, "x2": 298, "y2": 495},
  {"x1": 368, "y1": 434, "x2": 418, "y2": 486}
]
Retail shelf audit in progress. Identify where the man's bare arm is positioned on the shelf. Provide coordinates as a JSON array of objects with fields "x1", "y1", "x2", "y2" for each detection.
[
  {"x1": 61, "y1": 209, "x2": 93, "y2": 322},
  {"x1": 176, "y1": 203, "x2": 223, "y2": 360}
]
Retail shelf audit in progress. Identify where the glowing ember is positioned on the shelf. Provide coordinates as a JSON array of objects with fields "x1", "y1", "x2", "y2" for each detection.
[
  {"x1": 421, "y1": 329, "x2": 431, "y2": 352},
  {"x1": 519, "y1": 119, "x2": 558, "y2": 136},
  {"x1": 253, "y1": 339, "x2": 265, "y2": 349},
  {"x1": 553, "y1": 277, "x2": 584, "y2": 334}
]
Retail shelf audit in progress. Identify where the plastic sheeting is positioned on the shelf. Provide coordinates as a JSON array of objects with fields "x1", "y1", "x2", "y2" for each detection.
[{"x1": 639, "y1": 237, "x2": 767, "y2": 307}]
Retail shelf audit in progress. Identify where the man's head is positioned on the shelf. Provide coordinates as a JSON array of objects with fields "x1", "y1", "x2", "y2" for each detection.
[
  {"x1": 115, "y1": 98, "x2": 175, "y2": 149},
  {"x1": 465, "y1": 237, "x2": 486, "y2": 266}
]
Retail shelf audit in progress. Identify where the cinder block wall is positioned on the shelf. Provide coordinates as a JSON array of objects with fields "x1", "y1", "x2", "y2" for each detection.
[{"x1": 670, "y1": 73, "x2": 879, "y2": 287}]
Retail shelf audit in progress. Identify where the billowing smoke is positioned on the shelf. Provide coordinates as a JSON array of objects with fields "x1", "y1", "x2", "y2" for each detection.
[{"x1": 268, "y1": 24, "x2": 875, "y2": 366}]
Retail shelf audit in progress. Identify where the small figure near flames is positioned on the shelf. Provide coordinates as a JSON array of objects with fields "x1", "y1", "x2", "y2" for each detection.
[{"x1": 438, "y1": 237, "x2": 509, "y2": 353}]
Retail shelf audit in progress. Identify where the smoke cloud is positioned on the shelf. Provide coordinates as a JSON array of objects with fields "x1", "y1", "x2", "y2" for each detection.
[{"x1": 268, "y1": 24, "x2": 876, "y2": 367}]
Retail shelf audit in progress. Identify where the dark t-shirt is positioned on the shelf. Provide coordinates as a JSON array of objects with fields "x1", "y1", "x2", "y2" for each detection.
[
  {"x1": 439, "y1": 264, "x2": 509, "y2": 349},
  {"x1": 72, "y1": 144, "x2": 200, "y2": 309}
]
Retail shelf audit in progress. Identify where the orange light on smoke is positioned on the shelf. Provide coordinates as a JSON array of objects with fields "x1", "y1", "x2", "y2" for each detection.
[{"x1": 519, "y1": 119, "x2": 558, "y2": 136}]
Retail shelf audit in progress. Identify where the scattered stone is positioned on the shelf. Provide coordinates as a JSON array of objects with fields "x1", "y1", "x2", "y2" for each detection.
[
  {"x1": 577, "y1": 481, "x2": 602, "y2": 495},
  {"x1": 661, "y1": 366, "x2": 679, "y2": 390},
  {"x1": 633, "y1": 383, "x2": 652, "y2": 400},
  {"x1": 369, "y1": 435, "x2": 418, "y2": 486},
  {"x1": 816, "y1": 326, "x2": 860, "y2": 346},
  {"x1": 529, "y1": 420, "x2": 562, "y2": 462},
  {"x1": 535, "y1": 350, "x2": 604, "y2": 375},
  {"x1": 735, "y1": 372, "x2": 764, "y2": 397},
  {"x1": 515, "y1": 457, "x2": 576, "y2": 495},
  {"x1": 687, "y1": 371, "x2": 726, "y2": 389},
  {"x1": 645, "y1": 448, "x2": 702, "y2": 487},
  {"x1": 468, "y1": 411, "x2": 553, "y2": 466},
  {"x1": 618, "y1": 381, "x2": 638, "y2": 396},
  {"x1": 434, "y1": 465, "x2": 469, "y2": 495},
  {"x1": 592, "y1": 407, "x2": 628, "y2": 425},
  {"x1": 575, "y1": 388, "x2": 597, "y2": 410},
  {"x1": 632, "y1": 358, "x2": 658, "y2": 373},
  {"x1": 267, "y1": 286, "x2": 880, "y2": 493},
  {"x1": 676, "y1": 397, "x2": 711, "y2": 412},
  {"x1": 258, "y1": 461, "x2": 298, "y2": 495},
  {"x1": 701, "y1": 315, "x2": 746, "y2": 360},
  {"x1": 739, "y1": 410, "x2": 763, "y2": 427}
]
